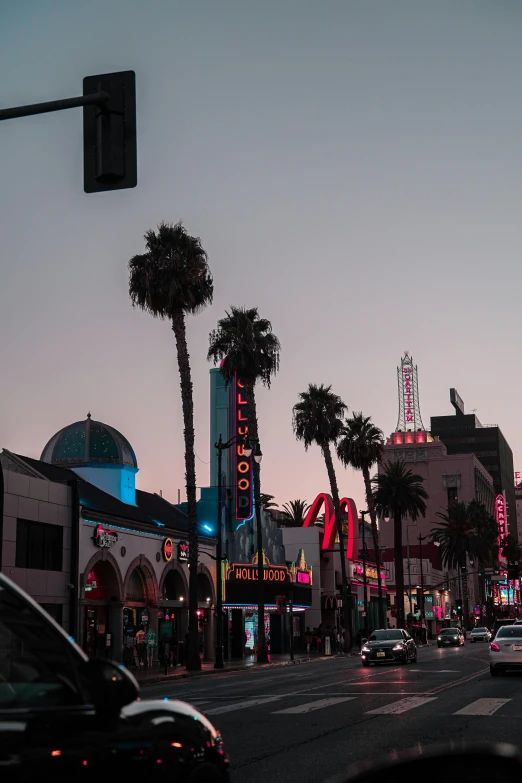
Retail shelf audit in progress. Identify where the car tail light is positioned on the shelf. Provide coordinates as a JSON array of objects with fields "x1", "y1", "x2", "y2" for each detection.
[{"x1": 490, "y1": 642, "x2": 500, "y2": 652}]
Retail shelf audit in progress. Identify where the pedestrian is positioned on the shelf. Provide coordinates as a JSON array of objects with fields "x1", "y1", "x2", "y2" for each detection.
[{"x1": 146, "y1": 627, "x2": 157, "y2": 668}]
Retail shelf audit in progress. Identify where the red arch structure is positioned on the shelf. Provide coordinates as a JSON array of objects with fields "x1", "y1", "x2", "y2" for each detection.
[{"x1": 303, "y1": 492, "x2": 359, "y2": 560}]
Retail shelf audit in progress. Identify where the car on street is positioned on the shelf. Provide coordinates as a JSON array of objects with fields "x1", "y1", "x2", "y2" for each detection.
[
  {"x1": 490, "y1": 624, "x2": 522, "y2": 676},
  {"x1": 0, "y1": 571, "x2": 230, "y2": 781},
  {"x1": 437, "y1": 628, "x2": 465, "y2": 647},
  {"x1": 361, "y1": 629, "x2": 417, "y2": 666},
  {"x1": 469, "y1": 627, "x2": 492, "y2": 643},
  {"x1": 492, "y1": 619, "x2": 516, "y2": 639}
]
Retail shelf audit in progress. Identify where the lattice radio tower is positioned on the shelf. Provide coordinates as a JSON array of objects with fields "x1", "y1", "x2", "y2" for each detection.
[{"x1": 396, "y1": 351, "x2": 425, "y2": 431}]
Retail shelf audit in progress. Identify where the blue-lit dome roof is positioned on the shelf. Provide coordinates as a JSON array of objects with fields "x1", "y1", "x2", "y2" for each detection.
[{"x1": 41, "y1": 413, "x2": 138, "y2": 468}]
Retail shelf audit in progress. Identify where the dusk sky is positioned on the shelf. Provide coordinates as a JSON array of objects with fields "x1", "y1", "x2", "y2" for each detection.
[{"x1": 1, "y1": 1, "x2": 521, "y2": 517}]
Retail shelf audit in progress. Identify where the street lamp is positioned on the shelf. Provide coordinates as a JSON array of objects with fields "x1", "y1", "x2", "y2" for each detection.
[
  {"x1": 213, "y1": 433, "x2": 243, "y2": 669},
  {"x1": 360, "y1": 511, "x2": 370, "y2": 636},
  {"x1": 244, "y1": 436, "x2": 263, "y2": 463}
]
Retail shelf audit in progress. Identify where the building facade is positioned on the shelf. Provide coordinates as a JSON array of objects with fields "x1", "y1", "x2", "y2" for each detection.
[{"x1": 0, "y1": 415, "x2": 217, "y2": 664}]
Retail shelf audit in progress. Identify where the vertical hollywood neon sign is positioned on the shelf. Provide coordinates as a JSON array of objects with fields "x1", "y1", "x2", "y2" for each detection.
[
  {"x1": 403, "y1": 365, "x2": 414, "y2": 424},
  {"x1": 496, "y1": 494, "x2": 507, "y2": 561},
  {"x1": 235, "y1": 376, "x2": 253, "y2": 520}
]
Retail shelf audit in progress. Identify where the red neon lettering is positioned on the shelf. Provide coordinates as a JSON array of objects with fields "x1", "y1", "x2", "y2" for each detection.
[
  {"x1": 238, "y1": 426, "x2": 248, "y2": 436},
  {"x1": 238, "y1": 478, "x2": 250, "y2": 490},
  {"x1": 303, "y1": 493, "x2": 358, "y2": 560},
  {"x1": 237, "y1": 393, "x2": 247, "y2": 405},
  {"x1": 237, "y1": 445, "x2": 245, "y2": 456},
  {"x1": 237, "y1": 461, "x2": 250, "y2": 474},
  {"x1": 238, "y1": 411, "x2": 248, "y2": 421},
  {"x1": 237, "y1": 380, "x2": 245, "y2": 388}
]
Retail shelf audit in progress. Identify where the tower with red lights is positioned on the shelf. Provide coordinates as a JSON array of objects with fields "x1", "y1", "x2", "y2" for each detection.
[{"x1": 396, "y1": 351, "x2": 425, "y2": 432}]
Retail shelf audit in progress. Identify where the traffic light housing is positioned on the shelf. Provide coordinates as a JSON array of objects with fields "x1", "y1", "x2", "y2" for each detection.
[
  {"x1": 83, "y1": 70, "x2": 137, "y2": 193},
  {"x1": 456, "y1": 598, "x2": 463, "y2": 614}
]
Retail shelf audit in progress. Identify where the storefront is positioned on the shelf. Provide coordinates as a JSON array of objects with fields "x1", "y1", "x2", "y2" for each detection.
[
  {"x1": 349, "y1": 559, "x2": 387, "y2": 634},
  {"x1": 222, "y1": 552, "x2": 312, "y2": 657}
]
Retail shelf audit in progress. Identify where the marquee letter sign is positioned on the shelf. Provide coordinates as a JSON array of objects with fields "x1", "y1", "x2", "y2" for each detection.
[
  {"x1": 302, "y1": 493, "x2": 358, "y2": 560},
  {"x1": 496, "y1": 494, "x2": 507, "y2": 561},
  {"x1": 235, "y1": 376, "x2": 253, "y2": 520}
]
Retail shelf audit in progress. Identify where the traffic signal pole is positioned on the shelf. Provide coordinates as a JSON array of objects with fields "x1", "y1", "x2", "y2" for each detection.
[
  {"x1": 0, "y1": 90, "x2": 109, "y2": 120},
  {"x1": 0, "y1": 71, "x2": 137, "y2": 192}
]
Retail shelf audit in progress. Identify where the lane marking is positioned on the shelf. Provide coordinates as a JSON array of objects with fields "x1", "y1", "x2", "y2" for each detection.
[
  {"x1": 255, "y1": 692, "x2": 429, "y2": 697},
  {"x1": 204, "y1": 696, "x2": 281, "y2": 715},
  {"x1": 272, "y1": 697, "x2": 356, "y2": 715},
  {"x1": 428, "y1": 668, "x2": 489, "y2": 695},
  {"x1": 409, "y1": 669, "x2": 459, "y2": 673},
  {"x1": 365, "y1": 696, "x2": 437, "y2": 715},
  {"x1": 454, "y1": 698, "x2": 511, "y2": 716}
]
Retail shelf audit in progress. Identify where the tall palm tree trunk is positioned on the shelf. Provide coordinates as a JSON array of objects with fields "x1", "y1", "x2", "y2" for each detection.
[
  {"x1": 171, "y1": 313, "x2": 201, "y2": 671},
  {"x1": 322, "y1": 443, "x2": 351, "y2": 652},
  {"x1": 245, "y1": 382, "x2": 268, "y2": 663},
  {"x1": 393, "y1": 511, "x2": 405, "y2": 629},
  {"x1": 362, "y1": 466, "x2": 385, "y2": 629}
]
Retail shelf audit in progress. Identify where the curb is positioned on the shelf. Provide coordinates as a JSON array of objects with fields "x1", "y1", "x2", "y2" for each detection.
[{"x1": 137, "y1": 653, "x2": 347, "y2": 686}]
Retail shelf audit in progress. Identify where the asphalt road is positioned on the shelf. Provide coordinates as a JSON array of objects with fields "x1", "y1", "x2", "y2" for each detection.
[{"x1": 140, "y1": 642, "x2": 522, "y2": 782}]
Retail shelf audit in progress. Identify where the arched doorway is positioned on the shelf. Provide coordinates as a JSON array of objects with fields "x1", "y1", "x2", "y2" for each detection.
[
  {"x1": 196, "y1": 569, "x2": 215, "y2": 660},
  {"x1": 83, "y1": 556, "x2": 122, "y2": 659},
  {"x1": 123, "y1": 558, "x2": 159, "y2": 667},
  {"x1": 158, "y1": 567, "x2": 188, "y2": 659}
]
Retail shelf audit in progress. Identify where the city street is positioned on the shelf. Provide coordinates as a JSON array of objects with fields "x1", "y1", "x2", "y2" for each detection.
[{"x1": 141, "y1": 644, "x2": 522, "y2": 782}]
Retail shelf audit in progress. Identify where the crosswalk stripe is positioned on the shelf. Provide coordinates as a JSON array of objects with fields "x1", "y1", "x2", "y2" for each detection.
[
  {"x1": 454, "y1": 698, "x2": 511, "y2": 716},
  {"x1": 204, "y1": 696, "x2": 281, "y2": 715},
  {"x1": 365, "y1": 696, "x2": 437, "y2": 715},
  {"x1": 272, "y1": 697, "x2": 356, "y2": 715}
]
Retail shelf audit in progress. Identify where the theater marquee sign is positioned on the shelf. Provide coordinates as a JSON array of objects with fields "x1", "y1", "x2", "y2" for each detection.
[{"x1": 223, "y1": 551, "x2": 312, "y2": 607}]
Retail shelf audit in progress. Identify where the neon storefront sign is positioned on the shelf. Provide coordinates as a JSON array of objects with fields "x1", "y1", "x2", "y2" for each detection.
[
  {"x1": 302, "y1": 493, "x2": 358, "y2": 560},
  {"x1": 496, "y1": 494, "x2": 507, "y2": 560},
  {"x1": 235, "y1": 376, "x2": 253, "y2": 520},
  {"x1": 226, "y1": 552, "x2": 288, "y2": 583},
  {"x1": 93, "y1": 525, "x2": 118, "y2": 549}
]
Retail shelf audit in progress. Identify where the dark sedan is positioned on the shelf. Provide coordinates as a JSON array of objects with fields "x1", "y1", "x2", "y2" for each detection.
[
  {"x1": 0, "y1": 572, "x2": 230, "y2": 782},
  {"x1": 361, "y1": 629, "x2": 417, "y2": 666},
  {"x1": 437, "y1": 627, "x2": 465, "y2": 647}
]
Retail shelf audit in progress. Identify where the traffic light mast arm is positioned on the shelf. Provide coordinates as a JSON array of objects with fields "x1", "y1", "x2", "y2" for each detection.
[{"x1": 0, "y1": 91, "x2": 110, "y2": 121}]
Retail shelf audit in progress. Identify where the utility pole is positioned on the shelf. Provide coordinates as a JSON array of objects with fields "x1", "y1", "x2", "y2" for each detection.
[
  {"x1": 361, "y1": 511, "x2": 369, "y2": 636},
  {"x1": 0, "y1": 71, "x2": 137, "y2": 193}
]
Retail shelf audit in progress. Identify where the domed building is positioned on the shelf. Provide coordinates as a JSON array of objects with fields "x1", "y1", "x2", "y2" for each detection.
[
  {"x1": 1, "y1": 414, "x2": 217, "y2": 665},
  {"x1": 41, "y1": 413, "x2": 139, "y2": 505}
]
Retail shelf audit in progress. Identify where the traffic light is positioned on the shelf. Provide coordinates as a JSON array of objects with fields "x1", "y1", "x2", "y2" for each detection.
[
  {"x1": 456, "y1": 598, "x2": 463, "y2": 614},
  {"x1": 83, "y1": 70, "x2": 137, "y2": 193}
]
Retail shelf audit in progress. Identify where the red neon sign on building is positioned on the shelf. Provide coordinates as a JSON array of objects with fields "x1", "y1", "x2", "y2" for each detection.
[
  {"x1": 496, "y1": 494, "x2": 507, "y2": 561},
  {"x1": 235, "y1": 376, "x2": 253, "y2": 520},
  {"x1": 302, "y1": 493, "x2": 359, "y2": 560}
]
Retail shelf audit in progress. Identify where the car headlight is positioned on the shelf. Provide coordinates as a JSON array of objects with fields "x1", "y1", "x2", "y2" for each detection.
[
  {"x1": 361, "y1": 645, "x2": 371, "y2": 653},
  {"x1": 437, "y1": 636, "x2": 442, "y2": 640},
  {"x1": 392, "y1": 643, "x2": 404, "y2": 651}
]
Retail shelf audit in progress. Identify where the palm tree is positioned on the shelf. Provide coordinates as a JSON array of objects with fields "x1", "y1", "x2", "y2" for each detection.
[
  {"x1": 501, "y1": 534, "x2": 522, "y2": 565},
  {"x1": 432, "y1": 501, "x2": 498, "y2": 627},
  {"x1": 129, "y1": 221, "x2": 213, "y2": 671},
  {"x1": 337, "y1": 412, "x2": 385, "y2": 628},
  {"x1": 281, "y1": 500, "x2": 311, "y2": 527},
  {"x1": 292, "y1": 384, "x2": 352, "y2": 651},
  {"x1": 372, "y1": 460, "x2": 427, "y2": 629},
  {"x1": 260, "y1": 493, "x2": 278, "y2": 512},
  {"x1": 208, "y1": 306, "x2": 281, "y2": 664}
]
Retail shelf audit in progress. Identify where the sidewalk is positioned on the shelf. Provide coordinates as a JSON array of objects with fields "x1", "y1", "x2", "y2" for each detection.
[{"x1": 134, "y1": 651, "x2": 345, "y2": 685}]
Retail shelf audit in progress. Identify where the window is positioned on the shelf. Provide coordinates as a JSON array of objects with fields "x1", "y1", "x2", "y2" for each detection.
[
  {"x1": 0, "y1": 582, "x2": 84, "y2": 708},
  {"x1": 16, "y1": 519, "x2": 63, "y2": 571},
  {"x1": 447, "y1": 487, "x2": 458, "y2": 505}
]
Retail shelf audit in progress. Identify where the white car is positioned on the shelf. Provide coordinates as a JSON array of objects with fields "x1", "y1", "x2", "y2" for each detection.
[
  {"x1": 470, "y1": 627, "x2": 491, "y2": 643},
  {"x1": 490, "y1": 625, "x2": 522, "y2": 676}
]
